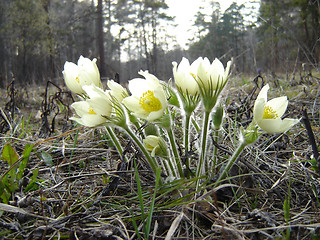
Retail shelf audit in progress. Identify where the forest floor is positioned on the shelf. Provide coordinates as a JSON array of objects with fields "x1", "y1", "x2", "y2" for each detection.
[{"x1": 0, "y1": 71, "x2": 320, "y2": 240}]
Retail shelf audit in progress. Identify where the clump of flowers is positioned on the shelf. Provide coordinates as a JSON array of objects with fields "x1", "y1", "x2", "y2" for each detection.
[
  {"x1": 63, "y1": 56, "x2": 300, "y2": 187},
  {"x1": 63, "y1": 56, "x2": 101, "y2": 95}
]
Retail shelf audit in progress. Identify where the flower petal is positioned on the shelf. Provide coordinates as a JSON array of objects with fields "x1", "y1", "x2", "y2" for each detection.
[
  {"x1": 197, "y1": 57, "x2": 210, "y2": 84},
  {"x1": 70, "y1": 115, "x2": 106, "y2": 127},
  {"x1": 190, "y1": 57, "x2": 202, "y2": 72},
  {"x1": 153, "y1": 86, "x2": 167, "y2": 109},
  {"x1": 71, "y1": 101, "x2": 91, "y2": 116},
  {"x1": 128, "y1": 78, "x2": 153, "y2": 96},
  {"x1": 224, "y1": 60, "x2": 232, "y2": 79},
  {"x1": 209, "y1": 58, "x2": 225, "y2": 87},
  {"x1": 266, "y1": 96, "x2": 288, "y2": 118},
  {"x1": 144, "y1": 135, "x2": 159, "y2": 148},
  {"x1": 87, "y1": 97, "x2": 112, "y2": 116},
  {"x1": 211, "y1": 58, "x2": 225, "y2": 75},
  {"x1": 177, "y1": 57, "x2": 191, "y2": 72},
  {"x1": 77, "y1": 55, "x2": 90, "y2": 66},
  {"x1": 122, "y1": 96, "x2": 140, "y2": 112},
  {"x1": 138, "y1": 70, "x2": 161, "y2": 86},
  {"x1": 279, "y1": 118, "x2": 300, "y2": 132},
  {"x1": 63, "y1": 62, "x2": 83, "y2": 94},
  {"x1": 107, "y1": 80, "x2": 127, "y2": 101},
  {"x1": 147, "y1": 109, "x2": 165, "y2": 121},
  {"x1": 82, "y1": 85, "x2": 108, "y2": 99},
  {"x1": 256, "y1": 84, "x2": 269, "y2": 102},
  {"x1": 258, "y1": 118, "x2": 299, "y2": 133},
  {"x1": 253, "y1": 98, "x2": 265, "y2": 122},
  {"x1": 151, "y1": 147, "x2": 158, "y2": 157},
  {"x1": 173, "y1": 58, "x2": 199, "y2": 96}
]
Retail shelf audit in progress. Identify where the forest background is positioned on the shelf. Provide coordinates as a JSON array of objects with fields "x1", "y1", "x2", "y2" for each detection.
[{"x1": 0, "y1": 0, "x2": 319, "y2": 87}]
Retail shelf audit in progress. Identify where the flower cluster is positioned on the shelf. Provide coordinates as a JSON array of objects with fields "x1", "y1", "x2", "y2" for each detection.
[{"x1": 63, "y1": 56, "x2": 300, "y2": 184}]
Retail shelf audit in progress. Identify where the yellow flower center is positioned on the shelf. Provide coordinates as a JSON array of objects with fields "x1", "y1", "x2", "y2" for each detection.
[
  {"x1": 75, "y1": 76, "x2": 80, "y2": 83},
  {"x1": 139, "y1": 90, "x2": 162, "y2": 113},
  {"x1": 263, "y1": 105, "x2": 278, "y2": 119},
  {"x1": 88, "y1": 107, "x2": 96, "y2": 115}
]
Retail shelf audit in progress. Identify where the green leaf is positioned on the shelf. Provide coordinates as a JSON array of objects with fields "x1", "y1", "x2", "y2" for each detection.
[
  {"x1": 134, "y1": 160, "x2": 145, "y2": 224},
  {"x1": 1, "y1": 144, "x2": 19, "y2": 181},
  {"x1": 145, "y1": 167, "x2": 161, "y2": 239},
  {"x1": 310, "y1": 158, "x2": 318, "y2": 172},
  {"x1": 41, "y1": 151, "x2": 53, "y2": 167},
  {"x1": 25, "y1": 168, "x2": 39, "y2": 192},
  {"x1": 1, "y1": 144, "x2": 19, "y2": 166},
  {"x1": 0, "y1": 181, "x2": 10, "y2": 203},
  {"x1": 283, "y1": 196, "x2": 290, "y2": 223},
  {"x1": 0, "y1": 181, "x2": 5, "y2": 199},
  {"x1": 17, "y1": 144, "x2": 33, "y2": 180}
]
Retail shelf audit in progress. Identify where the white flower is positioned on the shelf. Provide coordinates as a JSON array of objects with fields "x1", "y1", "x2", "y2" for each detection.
[
  {"x1": 143, "y1": 135, "x2": 168, "y2": 157},
  {"x1": 107, "y1": 80, "x2": 128, "y2": 102},
  {"x1": 122, "y1": 70, "x2": 167, "y2": 121},
  {"x1": 70, "y1": 85, "x2": 112, "y2": 127},
  {"x1": 172, "y1": 57, "x2": 200, "y2": 96},
  {"x1": 63, "y1": 56, "x2": 101, "y2": 95},
  {"x1": 197, "y1": 57, "x2": 232, "y2": 90},
  {"x1": 253, "y1": 84, "x2": 300, "y2": 133}
]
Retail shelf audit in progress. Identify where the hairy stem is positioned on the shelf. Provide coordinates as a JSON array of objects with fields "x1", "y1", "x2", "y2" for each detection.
[
  {"x1": 123, "y1": 126, "x2": 159, "y2": 176},
  {"x1": 214, "y1": 141, "x2": 247, "y2": 186},
  {"x1": 196, "y1": 110, "x2": 211, "y2": 178},
  {"x1": 105, "y1": 126, "x2": 126, "y2": 161},
  {"x1": 212, "y1": 129, "x2": 219, "y2": 174},
  {"x1": 166, "y1": 126, "x2": 184, "y2": 178},
  {"x1": 184, "y1": 112, "x2": 191, "y2": 174}
]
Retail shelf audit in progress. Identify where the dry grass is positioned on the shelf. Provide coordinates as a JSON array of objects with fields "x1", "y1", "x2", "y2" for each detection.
[{"x1": 0, "y1": 72, "x2": 320, "y2": 240}]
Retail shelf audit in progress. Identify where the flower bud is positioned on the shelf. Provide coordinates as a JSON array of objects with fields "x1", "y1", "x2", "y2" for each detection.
[
  {"x1": 107, "y1": 80, "x2": 128, "y2": 102},
  {"x1": 143, "y1": 135, "x2": 168, "y2": 157},
  {"x1": 212, "y1": 105, "x2": 224, "y2": 130}
]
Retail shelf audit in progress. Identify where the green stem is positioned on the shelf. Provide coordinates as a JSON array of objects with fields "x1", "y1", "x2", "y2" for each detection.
[
  {"x1": 145, "y1": 167, "x2": 161, "y2": 239},
  {"x1": 123, "y1": 126, "x2": 159, "y2": 176},
  {"x1": 214, "y1": 140, "x2": 247, "y2": 187},
  {"x1": 166, "y1": 126, "x2": 184, "y2": 178},
  {"x1": 191, "y1": 116, "x2": 200, "y2": 133},
  {"x1": 105, "y1": 126, "x2": 126, "y2": 161},
  {"x1": 164, "y1": 155, "x2": 177, "y2": 178},
  {"x1": 196, "y1": 110, "x2": 211, "y2": 178},
  {"x1": 161, "y1": 157, "x2": 172, "y2": 177},
  {"x1": 212, "y1": 129, "x2": 219, "y2": 174},
  {"x1": 184, "y1": 112, "x2": 191, "y2": 173}
]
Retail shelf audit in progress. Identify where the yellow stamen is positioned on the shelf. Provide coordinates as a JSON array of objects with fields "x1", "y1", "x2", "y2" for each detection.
[
  {"x1": 88, "y1": 107, "x2": 96, "y2": 115},
  {"x1": 75, "y1": 76, "x2": 80, "y2": 83},
  {"x1": 139, "y1": 90, "x2": 162, "y2": 113},
  {"x1": 190, "y1": 73, "x2": 196, "y2": 79},
  {"x1": 263, "y1": 105, "x2": 278, "y2": 119}
]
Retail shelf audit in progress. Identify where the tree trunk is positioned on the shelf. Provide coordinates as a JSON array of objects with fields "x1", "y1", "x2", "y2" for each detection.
[{"x1": 97, "y1": 0, "x2": 105, "y2": 76}]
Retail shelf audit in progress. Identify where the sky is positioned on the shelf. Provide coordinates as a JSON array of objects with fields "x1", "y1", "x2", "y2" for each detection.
[{"x1": 165, "y1": 0, "x2": 260, "y2": 48}]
